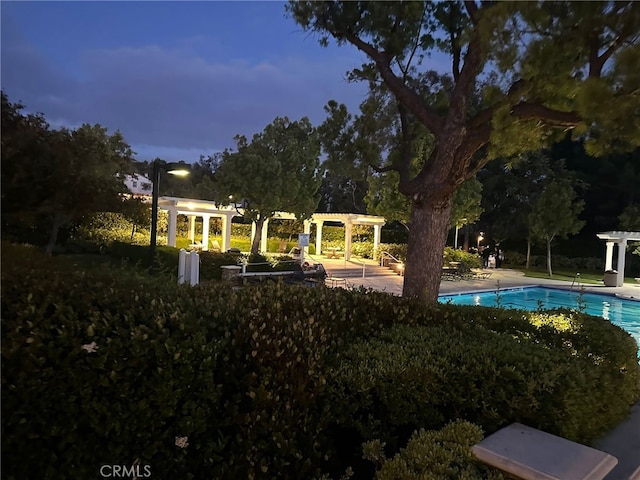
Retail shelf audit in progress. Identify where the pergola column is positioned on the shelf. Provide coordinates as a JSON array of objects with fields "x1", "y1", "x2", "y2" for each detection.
[
  {"x1": 616, "y1": 240, "x2": 627, "y2": 287},
  {"x1": 167, "y1": 208, "x2": 178, "y2": 247},
  {"x1": 251, "y1": 222, "x2": 257, "y2": 247},
  {"x1": 260, "y1": 218, "x2": 270, "y2": 253},
  {"x1": 303, "y1": 220, "x2": 311, "y2": 256},
  {"x1": 221, "y1": 214, "x2": 232, "y2": 252},
  {"x1": 373, "y1": 224, "x2": 381, "y2": 254},
  {"x1": 605, "y1": 241, "x2": 614, "y2": 271},
  {"x1": 344, "y1": 221, "x2": 353, "y2": 261},
  {"x1": 188, "y1": 215, "x2": 196, "y2": 243},
  {"x1": 315, "y1": 221, "x2": 324, "y2": 255},
  {"x1": 202, "y1": 214, "x2": 211, "y2": 251}
]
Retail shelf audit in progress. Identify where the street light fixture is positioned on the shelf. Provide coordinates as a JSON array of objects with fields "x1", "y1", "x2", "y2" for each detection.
[
  {"x1": 477, "y1": 232, "x2": 484, "y2": 251},
  {"x1": 150, "y1": 159, "x2": 190, "y2": 271},
  {"x1": 455, "y1": 217, "x2": 467, "y2": 250}
]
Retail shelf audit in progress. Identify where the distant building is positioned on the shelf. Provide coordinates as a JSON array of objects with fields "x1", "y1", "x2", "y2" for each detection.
[{"x1": 123, "y1": 174, "x2": 153, "y2": 197}]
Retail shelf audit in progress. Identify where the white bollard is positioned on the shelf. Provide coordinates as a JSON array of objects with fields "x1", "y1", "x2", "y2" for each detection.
[
  {"x1": 189, "y1": 251, "x2": 200, "y2": 285},
  {"x1": 178, "y1": 249, "x2": 187, "y2": 284},
  {"x1": 185, "y1": 251, "x2": 192, "y2": 283}
]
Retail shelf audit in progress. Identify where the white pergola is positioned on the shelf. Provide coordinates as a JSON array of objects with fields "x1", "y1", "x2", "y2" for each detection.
[
  {"x1": 158, "y1": 197, "x2": 240, "y2": 252},
  {"x1": 596, "y1": 231, "x2": 640, "y2": 287},
  {"x1": 302, "y1": 212, "x2": 386, "y2": 261},
  {"x1": 158, "y1": 196, "x2": 386, "y2": 260}
]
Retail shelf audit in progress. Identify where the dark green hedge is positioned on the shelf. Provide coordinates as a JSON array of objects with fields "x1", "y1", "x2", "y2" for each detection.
[
  {"x1": 2, "y1": 244, "x2": 638, "y2": 479},
  {"x1": 364, "y1": 421, "x2": 505, "y2": 480},
  {"x1": 109, "y1": 241, "x2": 242, "y2": 280}
]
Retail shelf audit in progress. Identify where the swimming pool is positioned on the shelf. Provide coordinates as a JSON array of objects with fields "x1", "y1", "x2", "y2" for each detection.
[{"x1": 439, "y1": 286, "x2": 640, "y2": 345}]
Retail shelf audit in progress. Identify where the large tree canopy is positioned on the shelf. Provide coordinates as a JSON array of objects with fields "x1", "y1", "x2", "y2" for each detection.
[
  {"x1": 1, "y1": 92, "x2": 135, "y2": 253},
  {"x1": 288, "y1": 1, "x2": 640, "y2": 301},
  {"x1": 213, "y1": 116, "x2": 322, "y2": 254}
]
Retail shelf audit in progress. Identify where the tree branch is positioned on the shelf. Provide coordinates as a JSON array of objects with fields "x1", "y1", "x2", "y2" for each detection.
[
  {"x1": 464, "y1": 0, "x2": 479, "y2": 26},
  {"x1": 510, "y1": 102, "x2": 581, "y2": 127},
  {"x1": 342, "y1": 31, "x2": 444, "y2": 136},
  {"x1": 370, "y1": 163, "x2": 397, "y2": 174},
  {"x1": 396, "y1": 103, "x2": 413, "y2": 190}
]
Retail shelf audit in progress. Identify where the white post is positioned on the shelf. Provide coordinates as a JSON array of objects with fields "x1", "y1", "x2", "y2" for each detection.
[
  {"x1": 454, "y1": 225, "x2": 459, "y2": 249},
  {"x1": 189, "y1": 251, "x2": 200, "y2": 285},
  {"x1": 188, "y1": 215, "x2": 196, "y2": 243},
  {"x1": 605, "y1": 241, "x2": 614, "y2": 271},
  {"x1": 344, "y1": 221, "x2": 353, "y2": 261},
  {"x1": 185, "y1": 250, "x2": 192, "y2": 282},
  {"x1": 303, "y1": 220, "x2": 311, "y2": 257},
  {"x1": 222, "y1": 214, "x2": 232, "y2": 252},
  {"x1": 373, "y1": 224, "x2": 381, "y2": 256},
  {"x1": 251, "y1": 222, "x2": 257, "y2": 247},
  {"x1": 202, "y1": 215, "x2": 210, "y2": 251},
  {"x1": 167, "y1": 208, "x2": 178, "y2": 247},
  {"x1": 260, "y1": 218, "x2": 270, "y2": 253},
  {"x1": 616, "y1": 240, "x2": 627, "y2": 287},
  {"x1": 178, "y1": 248, "x2": 187, "y2": 284},
  {"x1": 315, "y1": 221, "x2": 324, "y2": 255}
]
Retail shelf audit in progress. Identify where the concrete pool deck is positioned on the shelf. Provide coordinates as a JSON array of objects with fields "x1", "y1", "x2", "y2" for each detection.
[
  {"x1": 309, "y1": 254, "x2": 640, "y2": 299},
  {"x1": 308, "y1": 255, "x2": 640, "y2": 479}
]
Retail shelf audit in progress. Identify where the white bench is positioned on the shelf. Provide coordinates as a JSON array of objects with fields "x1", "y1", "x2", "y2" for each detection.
[{"x1": 472, "y1": 423, "x2": 618, "y2": 480}]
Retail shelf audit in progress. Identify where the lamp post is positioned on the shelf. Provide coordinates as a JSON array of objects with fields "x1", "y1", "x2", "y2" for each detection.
[
  {"x1": 454, "y1": 218, "x2": 467, "y2": 250},
  {"x1": 150, "y1": 159, "x2": 190, "y2": 271}
]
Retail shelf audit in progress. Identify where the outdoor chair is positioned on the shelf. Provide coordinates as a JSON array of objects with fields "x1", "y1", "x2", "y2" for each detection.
[{"x1": 189, "y1": 240, "x2": 204, "y2": 250}]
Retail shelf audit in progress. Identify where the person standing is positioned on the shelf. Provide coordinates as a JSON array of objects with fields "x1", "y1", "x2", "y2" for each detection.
[
  {"x1": 495, "y1": 244, "x2": 502, "y2": 269},
  {"x1": 481, "y1": 245, "x2": 492, "y2": 269}
]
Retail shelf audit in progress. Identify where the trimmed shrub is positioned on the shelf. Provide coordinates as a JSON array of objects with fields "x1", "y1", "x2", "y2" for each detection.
[
  {"x1": 109, "y1": 241, "x2": 244, "y2": 281},
  {"x1": 364, "y1": 421, "x2": 505, "y2": 480},
  {"x1": 246, "y1": 253, "x2": 272, "y2": 272},
  {"x1": 2, "y1": 245, "x2": 638, "y2": 479},
  {"x1": 375, "y1": 243, "x2": 408, "y2": 262},
  {"x1": 503, "y1": 250, "x2": 604, "y2": 272},
  {"x1": 329, "y1": 312, "x2": 639, "y2": 459},
  {"x1": 351, "y1": 241, "x2": 375, "y2": 259},
  {"x1": 443, "y1": 247, "x2": 481, "y2": 269},
  {"x1": 1, "y1": 261, "x2": 335, "y2": 479},
  {"x1": 199, "y1": 251, "x2": 245, "y2": 280}
]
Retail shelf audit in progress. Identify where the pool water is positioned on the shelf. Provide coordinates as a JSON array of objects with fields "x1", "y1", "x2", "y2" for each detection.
[{"x1": 439, "y1": 286, "x2": 640, "y2": 346}]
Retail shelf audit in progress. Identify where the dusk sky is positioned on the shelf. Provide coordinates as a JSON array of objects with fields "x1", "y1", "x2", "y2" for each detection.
[{"x1": 1, "y1": 1, "x2": 373, "y2": 163}]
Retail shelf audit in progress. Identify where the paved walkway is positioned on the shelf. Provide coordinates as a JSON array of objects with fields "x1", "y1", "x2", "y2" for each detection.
[
  {"x1": 306, "y1": 254, "x2": 640, "y2": 479},
  {"x1": 308, "y1": 254, "x2": 640, "y2": 299}
]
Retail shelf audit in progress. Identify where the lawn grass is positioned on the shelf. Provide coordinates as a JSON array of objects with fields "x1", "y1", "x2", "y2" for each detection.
[{"x1": 514, "y1": 266, "x2": 638, "y2": 285}]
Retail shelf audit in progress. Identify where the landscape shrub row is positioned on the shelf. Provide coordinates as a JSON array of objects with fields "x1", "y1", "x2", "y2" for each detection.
[
  {"x1": 503, "y1": 250, "x2": 604, "y2": 272},
  {"x1": 109, "y1": 241, "x2": 243, "y2": 280},
  {"x1": 2, "y1": 245, "x2": 638, "y2": 479}
]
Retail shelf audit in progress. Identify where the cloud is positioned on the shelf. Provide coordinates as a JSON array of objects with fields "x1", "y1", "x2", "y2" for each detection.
[{"x1": 2, "y1": 23, "x2": 368, "y2": 162}]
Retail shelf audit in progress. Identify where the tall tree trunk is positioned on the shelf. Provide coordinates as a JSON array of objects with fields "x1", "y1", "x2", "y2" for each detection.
[
  {"x1": 526, "y1": 238, "x2": 532, "y2": 270},
  {"x1": 402, "y1": 196, "x2": 453, "y2": 302},
  {"x1": 546, "y1": 239, "x2": 553, "y2": 277},
  {"x1": 251, "y1": 217, "x2": 265, "y2": 255},
  {"x1": 45, "y1": 212, "x2": 67, "y2": 255}
]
